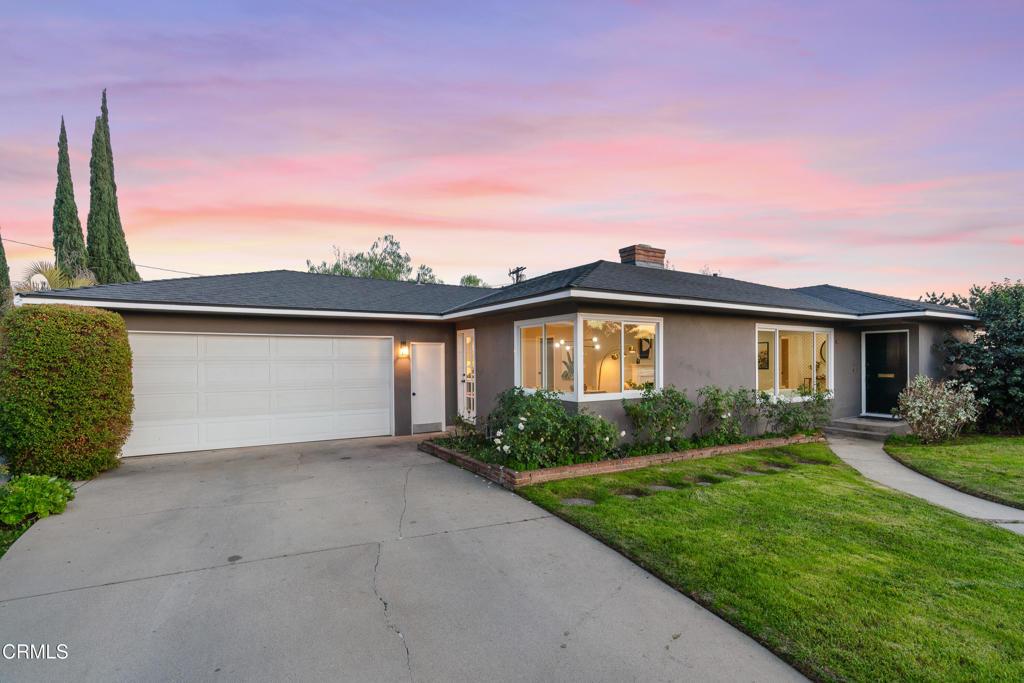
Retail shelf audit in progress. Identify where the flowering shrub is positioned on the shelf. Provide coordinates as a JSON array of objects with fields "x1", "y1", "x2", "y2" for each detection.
[
  {"x1": 894, "y1": 375, "x2": 984, "y2": 444},
  {"x1": 696, "y1": 386, "x2": 761, "y2": 444},
  {"x1": 486, "y1": 388, "x2": 620, "y2": 469},
  {"x1": 622, "y1": 385, "x2": 694, "y2": 449},
  {"x1": 761, "y1": 387, "x2": 833, "y2": 436}
]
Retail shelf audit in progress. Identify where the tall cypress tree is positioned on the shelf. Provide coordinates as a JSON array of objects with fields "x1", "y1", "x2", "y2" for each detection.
[
  {"x1": 0, "y1": 229, "x2": 11, "y2": 307},
  {"x1": 87, "y1": 90, "x2": 140, "y2": 283},
  {"x1": 52, "y1": 117, "x2": 87, "y2": 276}
]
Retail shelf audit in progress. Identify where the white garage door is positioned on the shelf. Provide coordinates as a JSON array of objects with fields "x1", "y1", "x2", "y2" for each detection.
[{"x1": 124, "y1": 333, "x2": 394, "y2": 456}]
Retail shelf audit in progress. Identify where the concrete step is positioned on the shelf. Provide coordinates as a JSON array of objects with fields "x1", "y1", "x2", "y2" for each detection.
[
  {"x1": 823, "y1": 426, "x2": 890, "y2": 442},
  {"x1": 828, "y1": 417, "x2": 909, "y2": 436}
]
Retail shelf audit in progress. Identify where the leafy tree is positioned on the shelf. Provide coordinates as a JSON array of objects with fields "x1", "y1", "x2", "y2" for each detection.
[
  {"x1": 921, "y1": 291, "x2": 972, "y2": 310},
  {"x1": 414, "y1": 264, "x2": 443, "y2": 284},
  {"x1": 307, "y1": 234, "x2": 431, "y2": 282},
  {"x1": 0, "y1": 230, "x2": 11, "y2": 309},
  {"x1": 52, "y1": 117, "x2": 88, "y2": 277},
  {"x1": 942, "y1": 280, "x2": 1024, "y2": 433},
  {"x1": 86, "y1": 91, "x2": 140, "y2": 284},
  {"x1": 459, "y1": 274, "x2": 488, "y2": 288}
]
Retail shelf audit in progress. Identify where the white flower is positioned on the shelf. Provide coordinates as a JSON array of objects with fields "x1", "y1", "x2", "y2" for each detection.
[
  {"x1": 502, "y1": 444, "x2": 511, "y2": 453},
  {"x1": 517, "y1": 422, "x2": 525, "y2": 431},
  {"x1": 604, "y1": 436, "x2": 610, "y2": 442},
  {"x1": 619, "y1": 430, "x2": 626, "y2": 437},
  {"x1": 496, "y1": 429, "x2": 504, "y2": 437},
  {"x1": 540, "y1": 437, "x2": 544, "y2": 443},
  {"x1": 494, "y1": 437, "x2": 501, "y2": 445},
  {"x1": 519, "y1": 415, "x2": 526, "y2": 422},
  {"x1": 665, "y1": 436, "x2": 671, "y2": 442}
]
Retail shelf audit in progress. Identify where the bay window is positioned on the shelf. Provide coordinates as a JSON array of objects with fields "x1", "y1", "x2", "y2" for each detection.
[
  {"x1": 756, "y1": 325, "x2": 832, "y2": 398},
  {"x1": 515, "y1": 314, "x2": 661, "y2": 400}
]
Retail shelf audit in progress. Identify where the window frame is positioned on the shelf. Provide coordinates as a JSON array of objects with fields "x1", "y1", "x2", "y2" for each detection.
[
  {"x1": 754, "y1": 323, "x2": 834, "y2": 401},
  {"x1": 513, "y1": 313, "x2": 664, "y2": 402}
]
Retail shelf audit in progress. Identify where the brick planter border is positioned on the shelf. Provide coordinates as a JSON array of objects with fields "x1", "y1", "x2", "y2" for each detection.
[{"x1": 418, "y1": 434, "x2": 825, "y2": 490}]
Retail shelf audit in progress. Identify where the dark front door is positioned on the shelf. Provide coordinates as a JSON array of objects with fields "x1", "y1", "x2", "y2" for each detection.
[{"x1": 864, "y1": 332, "x2": 908, "y2": 416}]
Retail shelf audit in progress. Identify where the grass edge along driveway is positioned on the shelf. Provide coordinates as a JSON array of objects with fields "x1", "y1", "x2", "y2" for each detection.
[
  {"x1": 519, "y1": 442, "x2": 1024, "y2": 682},
  {"x1": 885, "y1": 435, "x2": 1024, "y2": 510}
]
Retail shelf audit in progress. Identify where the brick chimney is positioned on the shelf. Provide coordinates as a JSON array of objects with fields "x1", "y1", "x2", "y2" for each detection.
[{"x1": 618, "y1": 244, "x2": 666, "y2": 269}]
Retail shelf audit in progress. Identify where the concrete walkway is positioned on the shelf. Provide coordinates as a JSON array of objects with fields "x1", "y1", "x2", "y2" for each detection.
[
  {"x1": 0, "y1": 436, "x2": 801, "y2": 682},
  {"x1": 828, "y1": 436, "x2": 1024, "y2": 534}
]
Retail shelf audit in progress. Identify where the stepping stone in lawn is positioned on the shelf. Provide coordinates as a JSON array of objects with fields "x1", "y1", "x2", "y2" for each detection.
[
  {"x1": 695, "y1": 481, "x2": 713, "y2": 487},
  {"x1": 764, "y1": 464, "x2": 789, "y2": 471},
  {"x1": 561, "y1": 498, "x2": 596, "y2": 507},
  {"x1": 618, "y1": 493, "x2": 640, "y2": 500},
  {"x1": 742, "y1": 469, "x2": 766, "y2": 476},
  {"x1": 648, "y1": 484, "x2": 678, "y2": 492}
]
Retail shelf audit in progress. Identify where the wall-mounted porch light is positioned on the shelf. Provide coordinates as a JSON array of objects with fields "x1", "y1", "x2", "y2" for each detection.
[{"x1": 398, "y1": 340, "x2": 410, "y2": 358}]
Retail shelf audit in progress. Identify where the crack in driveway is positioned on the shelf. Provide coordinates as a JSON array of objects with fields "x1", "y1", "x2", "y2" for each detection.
[
  {"x1": 0, "y1": 515, "x2": 554, "y2": 604},
  {"x1": 373, "y1": 542, "x2": 413, "y2": 681},
  {"x1": 398, "y1": 466, "x2": 413, "y2": 539}
]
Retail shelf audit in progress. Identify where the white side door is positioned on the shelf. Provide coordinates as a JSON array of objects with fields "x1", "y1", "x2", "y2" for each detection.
[{"x1": 410, "y1": 342, "x2": 445, "y2": 434}]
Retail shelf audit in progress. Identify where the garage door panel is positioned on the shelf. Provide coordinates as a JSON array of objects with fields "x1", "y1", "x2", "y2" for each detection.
[
  {"x1": 273, "y1": 362, "x2": 335, "y2": 386},
  {"x1": 125, "y1": 333, "x2": 394, "y2": 456},
  {"x1": 274, "y1": 388, "x2": 334, "y2": 412},
  {"x1": 202, "y1": 390, "x2": 272, "y2": 417},
  {"x1": 130, "y1": 334, "x2": 198, "y2": 359},
  {"x1": 126, "y1": 422, "x2": 200, "y2": 453},
  {"x1": 334, "y1": 360, "x2": 392, "y2": 382},
  {"x1": 134, "y1": 362, "x2": 199, "y2": 391},
  {"x1": 274, "y1": 413, "x2": 338, "y2": 439},
  {"x1": 274, "y1": 337, "x2": 335, "y2": 359},
  {"x1": 203, "y1": 335, "x2": 270, "y2": 359},
  {"x1": 337, "y1": 410, "x2": 391, "y2": 436},
  {"x1": 205, "y1": 418, "x2": 273, "y2": 446},
  {"x1": 336, "y1": 387, "x2": 390, "y2": 410},
  {"x1": 336, "y1": 338, "x2": 391, "y2": 361},
  {"x1": 204, "y1": 362, "x2": 272, "y2": 387},
  {"x1": 134, "y1": 393, "x2": 198, "y2": 420}
]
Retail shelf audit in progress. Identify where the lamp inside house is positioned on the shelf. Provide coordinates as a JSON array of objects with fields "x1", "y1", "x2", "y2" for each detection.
[{"x1": 398, "y1": 341, "x2": 409, "y2": 358}]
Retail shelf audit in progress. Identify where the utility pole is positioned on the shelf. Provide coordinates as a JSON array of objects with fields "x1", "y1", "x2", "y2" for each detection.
[{"x1": 508, "y1": 266, "x2": 526, "y2": 284}]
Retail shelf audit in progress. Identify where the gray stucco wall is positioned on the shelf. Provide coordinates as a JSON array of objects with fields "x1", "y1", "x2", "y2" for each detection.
[
  {"x1": 460, "y1": 304, "x2": 967, "y2": 429},
  {"x1": 119, "y1": 312, "x2": 457, "y2": 437}
]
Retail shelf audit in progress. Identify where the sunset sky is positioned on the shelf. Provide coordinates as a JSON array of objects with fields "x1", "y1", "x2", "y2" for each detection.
[{"x1": 2, "y1": 2, "x2": 1021, "y2": 296}]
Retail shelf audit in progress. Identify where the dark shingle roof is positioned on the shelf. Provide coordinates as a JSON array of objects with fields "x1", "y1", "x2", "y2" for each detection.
[
  {"x1": 448, "y1": 260, "x2": 857, "y2": 314},
  {"x1": 23, "y1": 270, "x2": 489, "y2": 315},
  {"x1": 21, "y1": 264, "x2": 974, "y2": 319},
  {"x1": 792, "y1": 284, "x2": 972, "y2": 316}
]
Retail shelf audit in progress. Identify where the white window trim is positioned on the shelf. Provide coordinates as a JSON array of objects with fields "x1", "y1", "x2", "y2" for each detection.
[
  {"x1": 755, "y1": 323, "x2": 834, "y2": 402},
  {"x1": 513, "y1": 313, "x2": 664, "y2": 402},
  {"x1": 860, "y1": 329, "x2": 911, "y2": 418}
]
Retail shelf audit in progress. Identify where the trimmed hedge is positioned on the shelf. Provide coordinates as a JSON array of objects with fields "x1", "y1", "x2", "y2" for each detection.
[{"x1": 0, "y1": 305, "x2": 133, "y2": 479}]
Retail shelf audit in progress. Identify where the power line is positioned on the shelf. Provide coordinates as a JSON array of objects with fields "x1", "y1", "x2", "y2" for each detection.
[{"x1": 0, "y1": 237, "x2": 204, "y2": 277}]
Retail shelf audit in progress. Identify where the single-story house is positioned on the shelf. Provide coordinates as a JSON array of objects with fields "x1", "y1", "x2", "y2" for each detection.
[{"x1": 15, "y1": 244, "x2": 975, "y2": 456}]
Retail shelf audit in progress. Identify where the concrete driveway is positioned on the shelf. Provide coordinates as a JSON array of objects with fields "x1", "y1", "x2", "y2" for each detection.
[{"x1": 0, "y1": 436, "x2": 799, "y2": 682}]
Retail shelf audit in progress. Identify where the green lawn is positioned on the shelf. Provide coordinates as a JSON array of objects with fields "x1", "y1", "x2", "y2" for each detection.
[
  {"x1": 886, "y1": 435, "x2": 1024, "y2": 509},
  {"x1": 519, "y1": 442, "x2": 1024, "y2": 682}
]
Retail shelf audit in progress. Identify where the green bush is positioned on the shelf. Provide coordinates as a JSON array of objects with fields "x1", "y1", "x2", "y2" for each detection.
[
  {"x1": 696, "y1": 385, "x2": 761, "y2": 445},
  {"x1": 762, "y1": 387, "x2": 833, "y2": 435},
  {"x1": 486, "y1": 388, "x2": 619, "y2": 469},
  {"x1": 623, "y1": 385, "x2": 694, "y2": 450},
  {"x1": 941, "y1": 279, "x2": 1024, "y2": 434},
  {"x1": 0, "y1": 305, "x2": 133, "y2": 479},
  {"x1": 0, "y1": 474, "x2": 76, "y2": 526}
]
